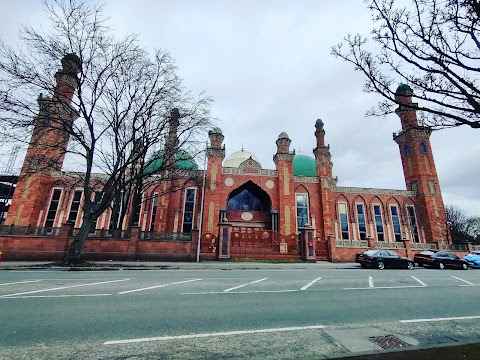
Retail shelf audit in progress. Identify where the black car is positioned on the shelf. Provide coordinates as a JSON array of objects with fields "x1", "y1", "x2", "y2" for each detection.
[
  {"x1": 414, "y1": 250, "x2": 468, "y2": 270},
  {"x1": 356, "y1": 250, "x2": 415, "y2": 270}
]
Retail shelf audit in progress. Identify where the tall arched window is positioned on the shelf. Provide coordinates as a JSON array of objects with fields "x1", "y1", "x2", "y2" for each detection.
[
  {"x1": 338, "y1": 202, "x2": 349, "y2": 239},
  {"x1": 420, "y1": 141, "x2": 427, "y2": 153}
]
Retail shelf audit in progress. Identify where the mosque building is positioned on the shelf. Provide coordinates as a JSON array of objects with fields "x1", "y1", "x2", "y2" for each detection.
[{"x1": 1, "y1": 55, "x2": 449, "y2": 261}]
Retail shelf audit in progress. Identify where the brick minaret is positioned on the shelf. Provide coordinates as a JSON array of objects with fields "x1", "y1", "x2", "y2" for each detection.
[
  {"x1": 313, "y1": 119, "x2": 335, "y2": 240},
  {"x1": 6, "y1": 54, "x2": 81, "y2": 226},
  {"x1": 201, "y1": 127, "x2": 225, "y2": 235},
  {"x1": 393, "y1": 84, "x2": 448, "y2": 243},
  {"x1": 273, "y1": 132, "x2": 295, "y2": 235}
]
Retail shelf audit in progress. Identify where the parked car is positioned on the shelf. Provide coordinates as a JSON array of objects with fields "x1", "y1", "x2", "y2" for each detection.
[
  {"x1": 356, "y1": 250, "x2": 415, "y2": 270},
  {"x1": 464, "y1": 251, "x2": 480, "y2": 268},
  {"x1": 414, "y1": 250, "x2": 468, "y2": 270},
  {"x1": 414, "y1": 250, "x2": 438, "y2": 267}
]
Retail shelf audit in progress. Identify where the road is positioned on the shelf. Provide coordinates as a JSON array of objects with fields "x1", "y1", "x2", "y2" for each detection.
[{"x1": 1, "y1": 266, "x2": 480, "y2": 359}]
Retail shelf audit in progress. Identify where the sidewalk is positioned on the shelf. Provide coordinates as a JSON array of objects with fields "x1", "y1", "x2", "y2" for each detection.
[{"x1": 0, "y1": 259, "x2": 360, "y2": 271}]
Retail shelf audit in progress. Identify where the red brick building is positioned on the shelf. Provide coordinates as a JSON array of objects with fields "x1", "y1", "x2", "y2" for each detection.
[{"x1": 2, "y1": 57, "x2": 449, "y2": 261}]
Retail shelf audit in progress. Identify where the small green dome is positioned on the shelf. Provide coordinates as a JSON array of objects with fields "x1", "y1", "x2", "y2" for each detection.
[
  {"x1": 395, "y1": 84, "x2": 413, "y2": 96},
  {"x1": 144, "y1": 149, "x2": 198, "y2": 174},
  {"x1": 293, "y1": 155, "x2": 316, "y2": 177}
]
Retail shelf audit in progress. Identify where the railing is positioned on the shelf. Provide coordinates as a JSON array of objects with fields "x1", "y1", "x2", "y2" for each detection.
[
  {"x1": 70, "y1": 228, "x2": 130, "y2": 239},
  {"x1": 445, "y1": 244, "x2": 468, "y2": 251},
  {"x1": 335, "y1": 239, "x2": 369, "y2": 248},
  {"x1": 140, "y1": 231, "x2": 191, "y2": 242},
  {"x1": 0, "y1": 225, "x2": 61, "y2": 237},
  {"x1": 410, "y1": 242, "x2": 437, "y2": 250}
]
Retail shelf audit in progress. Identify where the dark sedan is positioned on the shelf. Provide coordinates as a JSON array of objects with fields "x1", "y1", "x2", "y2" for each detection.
[
  {"x1": 414, "y1": 250, "x2": 468, "y2": 270},
  {"x1": 356, "y1": 250, "x2": 415, "y2": 270}
]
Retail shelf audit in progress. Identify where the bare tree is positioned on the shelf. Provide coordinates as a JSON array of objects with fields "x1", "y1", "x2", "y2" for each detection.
[
  {"x1": 445, "y1": 205, "x2": 479, "y2": 244},
  {"x1": 332, "y1": 0, "x2": 480, "y2": 129},
  {"x1": 0, "y1": 0, "x2": 212, "y2": 264}
]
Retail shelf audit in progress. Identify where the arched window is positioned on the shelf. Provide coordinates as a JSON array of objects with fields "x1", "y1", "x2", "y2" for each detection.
[
  {"x1": 404, "y1": 144, "x2": 411, "y2": 156},
  {"x1": 338, "y1": 202, "x2": 349, "y2": 239},
  {"x1": 420, "y1": 141, "x2": 427, "y2": 154},
  {"x1": 296, "y1": 194, "x2": 309, "y2": 228}
]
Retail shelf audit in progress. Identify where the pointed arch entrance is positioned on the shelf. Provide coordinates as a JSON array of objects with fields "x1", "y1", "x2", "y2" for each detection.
[{"x1": 225, "y1": 180, "x2": 272, "y2": 229}]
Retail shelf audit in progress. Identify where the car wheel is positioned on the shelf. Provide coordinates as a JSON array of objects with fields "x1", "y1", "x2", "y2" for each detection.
[
  {"x1": 462, "y1": 263, "x2": 468, "y2": 270},
  {"x1": 438, "y1": 262, "x2": 445, "y2": 270},
  {"x1": 407, "y1": 261, "x2": 414, "y2": 270},
  {"x1": 377, "y1": 261, "x2": 385, "y2": 270}
]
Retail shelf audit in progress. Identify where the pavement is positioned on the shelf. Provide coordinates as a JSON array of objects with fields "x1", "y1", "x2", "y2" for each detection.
[
  {"x1": 0, "y1": 259, "x2": 360, "y2": 271},
  {"x1": 2, "y1": 259, "x2": 480, "y2": 359}
]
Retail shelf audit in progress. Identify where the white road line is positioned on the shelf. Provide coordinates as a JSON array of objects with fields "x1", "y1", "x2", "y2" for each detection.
[
  {"x1": 118, "y1": 279, "x2": 201, "y2": 294},
  {"x1": 344, "y1": 285, "x2": 426, "y2": 290},
  {"x1": 3, "y1": 294, "x2": 112, "y2": 299},
  {"x1": 368, "y1": 276, "x2": 374, "y2": 288},
  {"x1": 181, "y1": 290, "x2": 298, "y2": 295},
  {"x1": 223, "y1": 278, "x2": 268, "y2": 292},
  {"x1": 400, "y1": 315, "x2": 480, "y2": 323},
  {"x1": 451, "y1": 276, "x2": 475, "y2": 286},
  {"x1": 104, "y1": 324, "x2": 326, "y2": 345},
  {"x1": 411, "y1": 276, "x2": 428, "y2": 286},
  {"x1": 301, "y1": 277, "x2": 322, "y2": 291},
  {"x1": 0, "y1": 279, "x2": 130, "y2": 298},
  {"x1": 0, "y1": 280, "x2": 42, "y2": 286}
]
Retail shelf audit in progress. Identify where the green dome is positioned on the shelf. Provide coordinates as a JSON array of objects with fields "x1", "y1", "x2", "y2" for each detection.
[
  {"x1": 293, "y1": 155, "x2": 316, "y2": 177},
  {"x1": 395, "y1": 84, "x2": 413, "y2": 96},
  {"x1": 144, "y1": 150, "x2": 198, "y2": 174}
]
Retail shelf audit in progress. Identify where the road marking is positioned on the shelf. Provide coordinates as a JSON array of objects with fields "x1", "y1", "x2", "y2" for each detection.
[
  {"x1": 344, "y1": 285, "x2": 426, "y2": 290},
  {"x1": 104, "y1": 324, "x2": 326, "y2": 345},
  {"x1": 0, "y1": 280, "x2": 42, "y2": 286},
  {"x1": 301, "y1": 277, "x2": 322, "y2": 290},
  {"x1": 368, "y1": 276, "x2": 374, "y2": 288},
  {"x1": 118, "y1": 279, "x2": 201, "y2": 294},
  {"x1": 2, "y1": 294, "x2": 112, "y2": 299},
  {"x1": 223, "y1": 278, "x2": 268, "y2": 292},
  {"x1": 0, "y1": 279, "x2": 130, "y2": 298},
  {"x1": 411, "y1": 276, "x2": 428, "y2": 286},
  {"x1": 451, "y1": 276, "x2": 475, "y2": 286},
  {"x1": 181, "y1": 290, "x2": 298, "y2": 295},
  {"x1": 400, "y1": 315, "x2": 480, "y2": 323}
]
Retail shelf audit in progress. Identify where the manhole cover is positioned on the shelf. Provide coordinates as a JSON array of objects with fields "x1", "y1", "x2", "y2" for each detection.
[{"x1": 368, "y1": 335, "x2": 412, "y2": 349}]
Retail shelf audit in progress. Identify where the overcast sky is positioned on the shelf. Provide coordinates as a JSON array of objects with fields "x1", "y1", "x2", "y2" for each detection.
[{"x1": 1, "y1": 0, "x2": 479, "y2": 215}]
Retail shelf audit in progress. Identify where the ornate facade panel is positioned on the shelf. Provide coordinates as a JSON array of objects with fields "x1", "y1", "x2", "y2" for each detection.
[{"x1": 332, "y1": 186, "x2": 416, "y2": 196}]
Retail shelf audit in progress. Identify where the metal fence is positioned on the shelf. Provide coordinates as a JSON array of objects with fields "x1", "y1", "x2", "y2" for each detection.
[
  {"x1": 0, "y1": 225, "x2": 61, "y2": 237},
  {"x1": 70, "y1": 228, "x2": 130, "y2": 239},
  {"x1": 139, "y1": 231, "x2": 191, "y2": 242}
]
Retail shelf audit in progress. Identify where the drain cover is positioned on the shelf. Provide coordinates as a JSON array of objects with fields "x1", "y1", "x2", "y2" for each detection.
[{"x1": 368, "y1": 335, "x2": 412, "y2": 349}]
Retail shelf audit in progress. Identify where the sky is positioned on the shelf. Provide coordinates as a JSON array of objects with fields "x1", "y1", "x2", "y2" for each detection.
[{"x1": 0, "y1": 0, "x2": 479, "y2": 215}]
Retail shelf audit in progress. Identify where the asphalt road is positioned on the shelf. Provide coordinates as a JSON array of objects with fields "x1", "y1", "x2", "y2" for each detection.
[{"x1": 1, "y1": 267, "x2": 480, "y2": 359}]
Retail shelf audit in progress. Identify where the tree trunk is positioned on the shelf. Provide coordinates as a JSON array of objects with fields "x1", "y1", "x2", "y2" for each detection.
[{"x1": 62, "y1": 215, "x2": 95, "y2": 264}]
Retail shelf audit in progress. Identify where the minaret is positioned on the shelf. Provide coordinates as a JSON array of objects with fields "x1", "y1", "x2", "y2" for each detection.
[
  {"x1": 393, "y1": 84, "x2": 448, "y2": 243},
  {"x1": 273, "y1": 132, "x2": 295, "y2": 235},
  {"x1": 6, "y1": 54, "x2": 81, "y2": 226},
  {"x1": 201, "y1": 127, "x2": 225, "y2": 235},
  {"x1": 313, "y1": 119, "x2": 335, "y2": 241}
]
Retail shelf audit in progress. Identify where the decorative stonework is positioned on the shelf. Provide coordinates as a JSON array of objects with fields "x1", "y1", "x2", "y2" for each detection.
[
  {"x1": 283, "y1": 168, "x2": 289, "y2": 195},
  {"x1": 284, "y1": 205, "x2": 291, "y2": 234},
  {"x1": 207, "y1": 147, "x2": 225, "y2": 158},
  {"x1": 239, "y1": 158, "x2": 261, "y2": 175},
  {"x1": 222, "y1": 168, "x2": 278, "y2": 177},
  {"x1": 265, "y1": 180, "x2": 274, "y2": 189},
  {"x1": 424, "y1": 156, "x2": 430, "y2": 173},
  {"x1": 21, "y1": 177, "x2": 32, "y2": 198},
  {"x1": 210, "y1": 163, "x2": 217, "y2": 191},
  {"x1": 273, "y1": 152, "x2": 295, "y2": 164},
  {"x1": 393, "y1": 126, "x2": 432, "y2": 144},
  {"x1": 224, "y1": 177, "x2": 234, "y2": 187},
  {"x1": 333, "y1": 186, "x2": 417, "y2": 196},
  {"x1": 294, "y1": 176, "x2": 319, "y2": 183},
  {"x1": 208, "y1": 201, "x2": 215, "y2": 232},
  {"x1": 240, "y1": 212, "x2": 253, "y2": 221}
]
